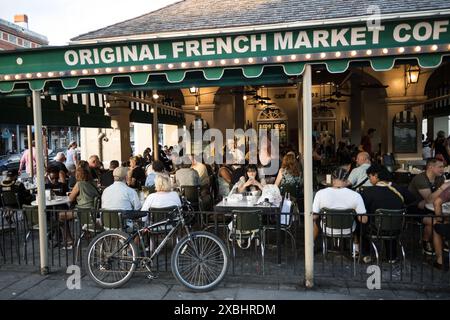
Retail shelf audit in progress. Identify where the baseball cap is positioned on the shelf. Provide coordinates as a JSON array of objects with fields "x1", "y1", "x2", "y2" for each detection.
[{"x1": 113, "y1": 167, "x2": 128, "y2": 179}]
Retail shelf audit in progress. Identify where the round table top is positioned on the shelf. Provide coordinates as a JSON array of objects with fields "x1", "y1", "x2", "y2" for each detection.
[
  {"x1": 31, "y1": 196, "x2": 70, "y2": 207},
  {"x1": 425, "y1": 202, "x2": 450, "y2": 214}
]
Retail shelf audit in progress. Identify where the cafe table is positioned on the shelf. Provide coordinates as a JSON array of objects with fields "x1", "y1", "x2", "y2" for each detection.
[
  {"x1": 214, "y1": 197, "x2": 283, "y2": 265},
  {"x1": 31, "y1": 196, "x2": 71, "y2": 207}
]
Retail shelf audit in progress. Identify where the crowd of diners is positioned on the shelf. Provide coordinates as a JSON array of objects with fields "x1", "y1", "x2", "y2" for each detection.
[
  {"x1": 1, "y1": 140, "x2": 303, "y2": 249},
  {"x1": 312, "y1": 153, "x2": 450, "y2": 270},
  {"x1": 2, "y1": 138, "x2": 449, "y2": 270}
]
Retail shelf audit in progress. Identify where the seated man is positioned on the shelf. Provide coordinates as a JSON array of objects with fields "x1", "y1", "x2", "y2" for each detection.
[
  {"x1": 361, "y1": 164, "x2": 405, "y2": 263},
  {"x1": 432, "y1": 187, "x2": 450, "y2": 270},
  {"x1": 175, "y1": 163, "x2": 200, "y2": 187},
  {"x1": 48, "y1": 152, "x2": 68, "y2": 184},
  {"x1": 313, "y1": 167, "x2": 367, "y2": 243},
  {"x1": 345, "y1": 151, "x2": 372, "y2": 189},
  {"x1": 100, "y1": 160, "x2": 119, "y2": 188},
  {"x1": 0, "y1": 169, "x2": 32, "y2": 206},
  {"x1": 145, "y1": 160, "x2": 166, "y2": 188},
  {"x1": 101, "y1": 167, "x2": 142, "y2": 211},
  {"x1": 408, "y1": 157, "x2": 450, "y2": 255},
  {"x1": 45, "y1": 167, "x2": 68, "y2": 196}
]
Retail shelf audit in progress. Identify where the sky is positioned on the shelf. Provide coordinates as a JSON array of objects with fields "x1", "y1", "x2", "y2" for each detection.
[{"x1": 0, "y1": 0, "x2": 181, "y2": 45}]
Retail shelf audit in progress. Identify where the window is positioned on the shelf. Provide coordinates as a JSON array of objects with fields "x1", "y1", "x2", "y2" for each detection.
[
  {"x1": 8, "y1": 34, "x2": 17, "y2": 44},
  {"x1": 23, "y1": 40, "x2": 30, "y2": 48}
]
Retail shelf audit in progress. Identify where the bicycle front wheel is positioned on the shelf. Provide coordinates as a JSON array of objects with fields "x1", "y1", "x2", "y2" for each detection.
[
  {"x1": 86, "y1": 230, "x2": 137, "y2": 289},
  {"x1": 171, "y1": 231, "x2": 229, "y2": 292}
]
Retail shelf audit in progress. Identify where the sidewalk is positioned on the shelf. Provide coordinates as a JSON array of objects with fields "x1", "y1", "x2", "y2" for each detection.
[{"x1": 0, "y1": 266, "x2": 449, "y2": 300}]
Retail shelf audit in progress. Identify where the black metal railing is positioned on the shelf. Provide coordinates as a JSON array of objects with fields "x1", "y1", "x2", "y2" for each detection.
[{"x1": 1, "y1": 208, "x2": 449, "y2": 289}]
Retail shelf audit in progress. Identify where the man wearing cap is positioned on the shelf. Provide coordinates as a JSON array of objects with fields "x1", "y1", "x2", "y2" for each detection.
[
  {"x1": 312, "y1": 167, "x2": 367, "y2": 241},
  {"x1": 101, "y1": 167, "x2": 141, "y2": 211},
  {"x1": 0, "y1": 169, "x2": 32, "y2": 206}
]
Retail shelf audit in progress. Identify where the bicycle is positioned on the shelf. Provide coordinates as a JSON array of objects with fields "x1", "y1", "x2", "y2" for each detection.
[{"x1": 85, "y1": 199, "x2": 229, "y2": 292}]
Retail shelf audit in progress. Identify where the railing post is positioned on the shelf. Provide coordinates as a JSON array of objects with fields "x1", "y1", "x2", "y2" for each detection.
[
  {"x1": 302, "y1": 64, "x2": 314, "y2": 288},
  {"x1": 32, "y1": 90, "x2": 49, "y2": 275}
]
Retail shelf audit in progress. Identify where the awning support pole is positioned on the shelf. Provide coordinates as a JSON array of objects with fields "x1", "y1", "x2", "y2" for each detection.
[
  {"x1": 302, "y1": 64, "x2": 314, "y2": 288},
  {"x1": 32, "y1": 90, "x2": 49, "y2": 275},
  {"x1": 153, "y1": 107, "x2": 159, "y2": 161},
  {"x1": 27, "y1": 125, "x2": 34, "y2": 178}
]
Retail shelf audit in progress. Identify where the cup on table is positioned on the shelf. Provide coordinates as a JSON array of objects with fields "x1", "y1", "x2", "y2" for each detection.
[{"x1": 45, "y1": 189, "x2": 51, "y2": 201}]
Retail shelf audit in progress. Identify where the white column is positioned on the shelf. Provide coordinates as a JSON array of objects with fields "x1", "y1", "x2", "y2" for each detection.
[
  {"x1": 32, "y1": 91, "x2": 48, "y2": 275},
  {"x1": 302, "y1": 65, "x2": 314, "y2": 288},
  {"x1": 153, "y1": 107, "x2": 159, "y2": 160}
]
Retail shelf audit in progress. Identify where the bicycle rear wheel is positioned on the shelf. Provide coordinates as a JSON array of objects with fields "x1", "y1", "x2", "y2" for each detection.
[
  {"x1": 171, "y1": 231, "x2": 229, "y2": 292},
  {"x1": 86, "y1": 230, "x2": 137, "y2": 289}
]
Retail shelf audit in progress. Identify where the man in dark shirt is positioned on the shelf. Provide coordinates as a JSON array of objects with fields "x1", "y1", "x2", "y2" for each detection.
[
  {"x1": 45, "y1": 168, "x2": 68, "y2": 196},
  {"x1": 361, "y1": 164, "x2": 405, "y2": 262},
  {"x1": 48, "y1": 152, "x2": 68, "y2": 184},
  {"x1": 100, "y1": 160, "x2": 119, "y2": 188},
  {"x1": 408, "y1": 158, "x2": 450, "y2": 255},
  {"x1": 0, "y1": 169, "x2": 32, "y2": 206}
]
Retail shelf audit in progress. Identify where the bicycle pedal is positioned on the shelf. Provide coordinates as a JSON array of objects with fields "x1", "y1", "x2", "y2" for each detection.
[{"x1": 147, "y1": 273, "x2": 158, "y2": 280}]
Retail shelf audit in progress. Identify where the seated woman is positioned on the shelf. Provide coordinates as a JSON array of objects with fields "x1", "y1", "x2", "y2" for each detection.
[
  {"x1": 236, "y1": 164, "x2": 265, "y2": 195},
  {"x1": 141, "y1": 174, "x2": 181, "y2": 224},
  {"x1": 275, "y1": 153, "x2": 302, "y2": 199},
  {"x1": 61, "y1": 165, "x2": 100, "y2": 248}
]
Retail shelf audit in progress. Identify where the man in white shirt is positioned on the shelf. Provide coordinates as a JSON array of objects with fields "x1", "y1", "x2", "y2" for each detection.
[
  {"x1": 190, "y1": 154, "x2": 209, "y2": 187},
  {"x1": 313, "y1": 167, "x2": 367, "y2": 240},
  {"x1": 346, "y1": 152, "x2": 372, "y2": 189},
  {"x1": 101, "y1": 167, "x2": 142, "y2": 211}
]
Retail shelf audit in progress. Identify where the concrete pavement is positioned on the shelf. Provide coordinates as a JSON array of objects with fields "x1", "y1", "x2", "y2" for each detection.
[{"x1": 0, "y1": 266, "x2": 449, "y2": 300}]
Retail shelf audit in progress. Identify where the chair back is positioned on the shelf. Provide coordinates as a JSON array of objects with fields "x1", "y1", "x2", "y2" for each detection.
[
  {"x1": 0, "y1": 191, "x2": 20, "y2": 209},
  {"x1": 393, "y1": 172, "x2": 412, "y2": 186},
  {"x1": 22, "y1": 205, "x2": 39, "y2": 229},
  {"x1": 76, "y1": 208, "x2": 98, "y2": 232},
  {"x1": 101, "y1": 210, "x2": 123, "y2": 230},
  {"x1": 383, "y1": 153, "x2": 396, "y2": 172},
  {"x1": 180, "y1": 186, "x2": 200, "y2": 206},
  {"x1": 320, "y1": 208, "x2": 356, "y2": 230},
  {"x1": 232, "y1": 210, "x2": 262, "y2": 231},
  {"x1": 149, "y1": 206, "x2": 179, "y2": 224},
  {"x1": 373, "y1": 208, "x2": 405, "y2": 235}
]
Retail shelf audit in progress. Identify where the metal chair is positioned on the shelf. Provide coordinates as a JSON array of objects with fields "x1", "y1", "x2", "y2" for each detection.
[
  {"x1": 320, "y1": 208, "x2": 357, "y2": 272},
  {"x1": 180, "y1": 185, "x2": 204, "y2": 226},
  {"x1": 0, "y1": 192, "x2": 21, "y2": 231},
  {"x1": 74, "y1": 197, "x2": 103, "y2": 264},
  {"x1": 263, "y1": 194, "x2": 298, "y2": 271},
  {"x1": 368, "y1": 208, "x2": 406, "y2": 268},
  {"x1": 229, "y1": 209, "x2": 265, "y2": 275}
]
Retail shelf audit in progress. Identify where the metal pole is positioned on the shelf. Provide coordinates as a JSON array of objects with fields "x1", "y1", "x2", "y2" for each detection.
[
  {"x1": 153, "y1": 107, "x2": 159, "y2": 161},
  {"x1": 302, "y1": 65, "x2": 314, "y2": 288},
  {"x1": 15, "y1": 125, "x2": 20, "y2": 153},
  {"x1": 27, "y1": 125, "x2": 34, "y2": 178},
  {"x1": 32, "y1": 91, "x2": 49, "y2": 275}
]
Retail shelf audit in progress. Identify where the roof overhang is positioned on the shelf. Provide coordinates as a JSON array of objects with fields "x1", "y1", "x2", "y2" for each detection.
[{"x1": 1, "y1": 15, "x2": 450, "y2": 94}]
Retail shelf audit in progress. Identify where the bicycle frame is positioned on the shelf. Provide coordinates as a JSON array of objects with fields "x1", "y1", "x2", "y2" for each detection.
[{"x1": 108, "y1": 206, "x2": 193, "y2": 265}]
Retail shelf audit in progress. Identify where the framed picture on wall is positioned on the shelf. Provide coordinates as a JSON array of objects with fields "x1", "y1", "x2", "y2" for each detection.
[{"x1": 392, "y1": 110, "x2": 417, "y2": 153}]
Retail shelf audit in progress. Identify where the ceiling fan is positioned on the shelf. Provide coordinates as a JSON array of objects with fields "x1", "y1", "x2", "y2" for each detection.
[
  {"x1": 360, "y1": 83, "x2": 389, "y2": 89},
  {"x1": 320, "y1": 97, "x2": 346, "y2": 104},
  {"x1": 324, "y1": 85, "x2": 352, "y2": 98}
]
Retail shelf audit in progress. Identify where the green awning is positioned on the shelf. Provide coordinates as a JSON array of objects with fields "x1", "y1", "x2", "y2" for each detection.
[{"x1": 1, "y1": 16, "x2": 450, "y2": 93}]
